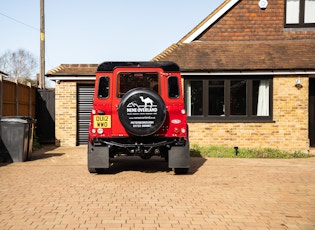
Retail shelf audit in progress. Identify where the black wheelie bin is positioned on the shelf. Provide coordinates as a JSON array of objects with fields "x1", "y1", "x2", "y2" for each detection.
[{"x1": 0, "y1": 116, "x2": 34, "y2": 162}]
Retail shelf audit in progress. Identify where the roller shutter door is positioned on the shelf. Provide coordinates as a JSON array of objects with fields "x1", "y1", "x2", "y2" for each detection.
[{"x1": 77, "y1": 85, "x2": 94, "y2": 145}]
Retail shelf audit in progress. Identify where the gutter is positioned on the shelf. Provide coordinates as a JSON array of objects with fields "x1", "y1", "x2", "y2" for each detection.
[
  {"x1": 181, "y1": 70, "x2": 315, "y2": 76},
  {"x1": 47, "y1": 75, "x2": 96, "y2": 81},
  {"x1": 47, "y1": 70, "x2": 315, "y2": 82}
]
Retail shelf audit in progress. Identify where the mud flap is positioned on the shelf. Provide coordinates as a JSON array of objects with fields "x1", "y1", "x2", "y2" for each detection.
[
  {"x1": 168, "y1": 141, "x2": 190, "y2": 169},
  {"x1": 88, "y1": 143, "x2": 109, "y2": 169}
]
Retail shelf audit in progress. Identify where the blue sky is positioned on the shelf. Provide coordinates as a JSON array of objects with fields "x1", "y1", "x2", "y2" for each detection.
[{"x1": 1, "y1": 0, "x2": 224, "y2": 73}]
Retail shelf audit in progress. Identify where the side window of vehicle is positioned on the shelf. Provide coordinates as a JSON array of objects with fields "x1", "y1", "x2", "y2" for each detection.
[
  {"x1": 98, "y1": 76, "x2": 109, "y2": 98},
  {"x1": 168, "y1": 76, "x2": 180, "y2": 98}
]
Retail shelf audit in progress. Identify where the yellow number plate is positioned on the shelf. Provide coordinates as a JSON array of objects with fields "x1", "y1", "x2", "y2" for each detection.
[{"x1": 93, "y1": 115, "x2": 111, "y2": 128}]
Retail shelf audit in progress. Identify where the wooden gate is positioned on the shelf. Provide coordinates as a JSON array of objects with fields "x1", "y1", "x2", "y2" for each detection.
[{"x1": 36, "y1": 89, "x2": 55, "y2": 144}]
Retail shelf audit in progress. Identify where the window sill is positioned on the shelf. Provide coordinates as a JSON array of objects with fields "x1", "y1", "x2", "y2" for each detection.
[
  {"x1": 187, "y1": 117, "x2": 275, "y2": 123},
  {"x1": 284, "y1": 25, "x2": 315, "y2": 30}
]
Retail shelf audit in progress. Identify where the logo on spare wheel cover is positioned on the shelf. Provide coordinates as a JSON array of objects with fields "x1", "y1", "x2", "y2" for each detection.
[
  {"x1": 126, "y1": 96, "x2": 158, "y2": 128},
  {"x1": 118, "y1": 88, "x2": 166, "y2": 136}
]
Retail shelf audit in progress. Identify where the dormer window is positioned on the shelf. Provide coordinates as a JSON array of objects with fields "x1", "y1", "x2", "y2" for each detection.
[{"x1": 285, "y1": 0, "x2": 315, "y2": 27}]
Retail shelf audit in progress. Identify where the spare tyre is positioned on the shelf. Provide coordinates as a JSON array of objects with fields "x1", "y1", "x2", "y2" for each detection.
[{"x1": 118, "y1": 88, "x2": 166, "y2": 136}]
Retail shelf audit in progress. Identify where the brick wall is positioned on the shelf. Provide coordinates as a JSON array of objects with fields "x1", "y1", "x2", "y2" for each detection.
[
  {"x1": 188, "y1": 76, "x2": 310, "y2": 152},
  {"x1": 55, "y1": 81, "x2": 77, "y2": 147},
  {"x1": 199, "y1": 0, "x2": 315, "y2": 41}
]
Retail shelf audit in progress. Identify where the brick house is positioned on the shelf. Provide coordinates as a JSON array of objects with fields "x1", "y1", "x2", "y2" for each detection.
[{"x1": 48, "y1": 0, "x2": 315, "y2": 152}]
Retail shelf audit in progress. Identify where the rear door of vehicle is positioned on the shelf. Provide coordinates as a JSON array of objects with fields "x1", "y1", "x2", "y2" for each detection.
[{"x1": 111, "y1": 67, "x2": 162, "y2": 136}]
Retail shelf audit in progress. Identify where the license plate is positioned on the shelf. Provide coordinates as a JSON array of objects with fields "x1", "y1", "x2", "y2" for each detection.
[{"x1": 93, "y1": 115, "x2": 111, "y2": 128}]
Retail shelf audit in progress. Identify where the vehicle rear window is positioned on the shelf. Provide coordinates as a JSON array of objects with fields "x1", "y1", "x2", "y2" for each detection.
[
  {"x1": 117, "y1": 72, "x2": 159, "y2": 98},
  {"x1": 98, "y1": 76, "x2": 109, "y2": 98},
  {"x1": 168, "y1": 76, "x2": 179, "y2": 98}
]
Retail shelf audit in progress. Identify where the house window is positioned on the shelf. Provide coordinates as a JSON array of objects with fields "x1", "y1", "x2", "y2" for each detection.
[
  {"x1": 185, "y1": 77, "x2": 273, "y2": 122},
  {"x1": 209, "y1": 80, "x2": 224, "y2": 115},
  {"x1": 285, "y1": 0, "x2": 315, "y2": 27},
  {"x1": 186, "y1": 80, "x2": 203, "y2": 116}
]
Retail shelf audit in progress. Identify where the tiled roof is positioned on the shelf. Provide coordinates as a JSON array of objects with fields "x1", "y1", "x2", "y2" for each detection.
[
  {"x1": 47, "y1": 64, "x2": 98, "y2": 76},
  {"x1": 152, "y1": 0, "x2": 315, "y2": 73},
  {"x1": 152, "y1": 40, "x2": 315, "y2": 72}
]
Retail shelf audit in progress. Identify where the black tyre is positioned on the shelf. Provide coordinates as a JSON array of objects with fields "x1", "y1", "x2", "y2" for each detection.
[
  {"x1": 118, "y1": 88, "x2": 166, "y2": 136},
  {"x1": 88, "y1": 168, "x2": 107, "y2": 174},
  {"x1": 88, "y1": 168, "x2": 97, "y2": 173},
  {"x1": 174, "y1": 168, "x2": 189, "y2": 175}
]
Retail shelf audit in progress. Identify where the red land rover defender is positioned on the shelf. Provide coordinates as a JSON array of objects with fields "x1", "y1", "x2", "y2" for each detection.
[{"x1": 88, "y1": 62, "x2": 189, "y2": 174}]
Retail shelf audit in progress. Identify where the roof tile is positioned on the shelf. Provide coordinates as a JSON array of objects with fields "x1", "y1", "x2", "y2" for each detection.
[
  {"x1": 152, "y1": 40, "x2": 315, "y2": 72},
  {"x1": 47, "y1": 64, "x2": 98, "y2": 75}
]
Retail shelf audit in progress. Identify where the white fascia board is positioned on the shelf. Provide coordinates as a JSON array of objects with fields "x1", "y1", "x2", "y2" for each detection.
[
  {"x1": 181, "y1": 71, "x2": 315, "y2": 76},
  {"x1": 48, "y1": 76, "x2": 96, "y2": 81},
  {"x1": 183, "y1": 0, "x2": 240, "y2": 43}
]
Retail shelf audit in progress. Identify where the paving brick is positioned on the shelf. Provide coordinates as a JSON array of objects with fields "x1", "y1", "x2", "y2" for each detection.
[{"x1": 0, "y1": 145, "x2": 315, "y2": 229}]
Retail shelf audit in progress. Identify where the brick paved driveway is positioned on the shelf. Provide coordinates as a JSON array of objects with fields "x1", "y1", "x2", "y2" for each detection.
[{"x1": 0, "y1": 145, "x2": 315, "y2": 230}]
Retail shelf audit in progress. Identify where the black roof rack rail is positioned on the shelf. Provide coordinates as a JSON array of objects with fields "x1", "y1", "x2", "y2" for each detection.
[{"x1": 97, "y1": 61, "x2": 180, "y2": 72}]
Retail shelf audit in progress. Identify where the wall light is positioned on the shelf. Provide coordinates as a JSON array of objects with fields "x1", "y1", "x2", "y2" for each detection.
[
  {"x1": 258, "y1": 0, "x2": 268, "y2": 10},
  {"x1": 295, "y1": 77, "x2": 303, "y2": 89}
]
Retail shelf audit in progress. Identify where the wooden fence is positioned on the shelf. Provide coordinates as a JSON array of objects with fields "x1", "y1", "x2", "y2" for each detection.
[{"x1": 0, "y1": 76, "x2": 36, "y2": 118}]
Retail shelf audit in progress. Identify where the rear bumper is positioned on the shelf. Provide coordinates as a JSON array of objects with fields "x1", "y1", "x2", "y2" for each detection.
[
  {"x1": 88, "y1": 138, "x2": 190, "y2": 170},
  {"x1": 92, "y1": 137, "x2": 187, "y2": 148}
]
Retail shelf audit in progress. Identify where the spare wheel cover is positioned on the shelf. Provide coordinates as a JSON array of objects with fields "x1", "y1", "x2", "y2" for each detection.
[{"x1": 118, "y1": 88, "x2": 166, "y2": 136}]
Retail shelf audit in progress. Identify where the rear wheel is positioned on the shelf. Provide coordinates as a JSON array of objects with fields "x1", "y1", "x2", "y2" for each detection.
[{"x1": 174, "y1": 168, "x2": 189, "y2": 175}]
